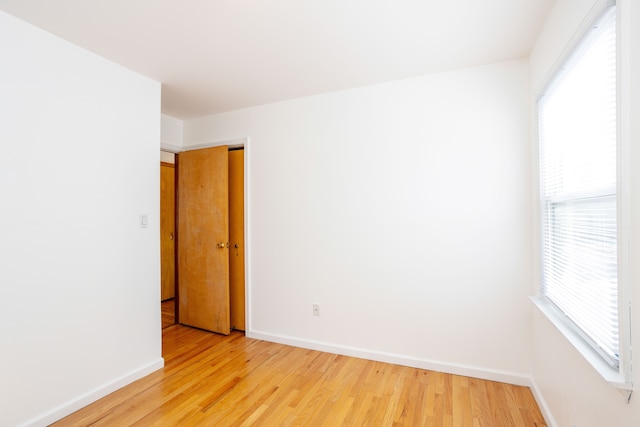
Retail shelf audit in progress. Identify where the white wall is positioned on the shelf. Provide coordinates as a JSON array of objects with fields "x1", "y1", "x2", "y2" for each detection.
[
  {"x1": 184, "y1": 60, "x2": 533, "y2": 382},
  {"x1": 529, "y1": 0, "x2": 640, "y2": 426},
  {"x1": 0, "y1": 11, "x2": 162, "y2": 427},
  {"x1": 161, "y1": 113, "x2": 184, "y2": 152}
]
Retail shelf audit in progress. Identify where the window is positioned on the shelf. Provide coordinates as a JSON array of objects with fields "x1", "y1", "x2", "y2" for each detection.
[{"x1": 537, "y1": 3, "x2": 626, "y2": 377}]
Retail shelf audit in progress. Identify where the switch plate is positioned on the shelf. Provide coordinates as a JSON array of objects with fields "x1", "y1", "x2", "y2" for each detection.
[
  {"x1": 313, "y1": 304, "x2": 320, "y2": 316},
  {"x1": 139, "y1": 214, "x2": 148, "y2": 228}
]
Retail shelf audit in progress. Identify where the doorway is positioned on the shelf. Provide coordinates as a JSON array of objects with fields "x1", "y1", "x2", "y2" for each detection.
[
  {"x1": 160, "y1": 152, "x2": 176, "y2": 328},
  {"x1": 160, "y1": 146, "x2": 246, "y2": 332}
]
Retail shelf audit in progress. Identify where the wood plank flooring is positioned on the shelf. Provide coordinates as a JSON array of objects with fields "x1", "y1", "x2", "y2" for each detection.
[
  {"x1": 52, "y1": 325, "x2": 547, "y2": 426},
  {"x1": 161, "y1": 299, "x2": 175, "y2": 329}
]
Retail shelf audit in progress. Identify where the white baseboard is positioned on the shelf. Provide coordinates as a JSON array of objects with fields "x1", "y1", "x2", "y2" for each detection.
[
  {"x1": 247, "y1": 329, "x2": 531, "y2": 387},
  {"x1": 248, "y1": 330, "x2": 560, "y2": 425},
  {"x1": 18, "y1": 358, "x2": 164, "y2": 427},
  {"x1": 18, "y1": 336, "x2": 557, "y2": 427},
  {"x1": 246, "y1": 330, "x2": 558, "y2": 427},
  {"x1": 528, "y1": 377, "x2": 558, "y2": 427}
]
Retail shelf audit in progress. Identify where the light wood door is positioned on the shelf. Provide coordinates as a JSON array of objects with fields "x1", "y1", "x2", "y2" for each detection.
[
  {"x1": 177, "y1": 146, "x2": 230, "y2": 334},
  {"x1": 228, "y1": 149, "x2": 245, "y2": 331},
  {"x1": 160, "y1": 163, "x2": 175, "y2": 301}
]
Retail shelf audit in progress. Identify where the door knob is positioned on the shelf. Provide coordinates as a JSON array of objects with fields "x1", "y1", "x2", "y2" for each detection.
[{"x1": 218, "y1": 242, "x2": 229, "y2": 249}]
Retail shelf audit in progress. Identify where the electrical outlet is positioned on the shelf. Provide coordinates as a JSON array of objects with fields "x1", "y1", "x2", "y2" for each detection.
[{"x1": 313, "y1": 304, "x2": 320, "y2": 316}]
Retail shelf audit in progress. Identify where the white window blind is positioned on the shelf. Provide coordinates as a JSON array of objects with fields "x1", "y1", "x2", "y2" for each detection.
[{"x1": 538, "y1": 5, "x2": 618, "y2": 367}]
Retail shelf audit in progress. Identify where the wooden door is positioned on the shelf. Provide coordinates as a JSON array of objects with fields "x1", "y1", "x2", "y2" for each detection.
[
  {"x1": 177, "y1": 146, "x2": 230, "y2": 334},
  {"x1": 160, "y1": 163, "x2": 175, "y2": 301},
  {"x1": 228, "y1": 149, "x2": 245, "y2": 331}
]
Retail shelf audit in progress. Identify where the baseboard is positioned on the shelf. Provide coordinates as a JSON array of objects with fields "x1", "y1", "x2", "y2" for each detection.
[
  {"x1": 528, "y1": 377, "x2": 558, "y2": 427},
  {"x1": 18, "y1": 357, "x2": 165, "y2": 427},
  {"x1": 250, "y1": 330, "x2": 561, "y2": 425},
  {"x1": 247, "y1": 329, "x2": 531, "y2": 387}
]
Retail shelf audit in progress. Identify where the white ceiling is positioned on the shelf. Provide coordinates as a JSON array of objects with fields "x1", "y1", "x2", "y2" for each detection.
[{"x1": 0, "y1": 0, "x2": 554, "y2": 119}]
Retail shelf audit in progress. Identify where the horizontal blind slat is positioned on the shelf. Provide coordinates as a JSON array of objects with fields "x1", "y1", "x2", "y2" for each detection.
[{"x1": 538, "y1": 5, "x2": 618, "y2": 366}]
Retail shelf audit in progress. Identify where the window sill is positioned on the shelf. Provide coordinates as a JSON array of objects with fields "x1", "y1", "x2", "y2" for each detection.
[{"x1": 530, "y1": 296, "x2": 632, "y2": 390}]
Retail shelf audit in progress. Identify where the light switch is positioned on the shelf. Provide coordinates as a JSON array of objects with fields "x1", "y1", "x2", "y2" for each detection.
[{"x1": 139, "y1": 214, "x2": 148, "y2": 228}]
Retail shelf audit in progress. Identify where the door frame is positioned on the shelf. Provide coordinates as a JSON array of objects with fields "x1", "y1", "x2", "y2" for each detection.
[{"x1": 163, "y1": 137, "x2": 251, "y2": 333}]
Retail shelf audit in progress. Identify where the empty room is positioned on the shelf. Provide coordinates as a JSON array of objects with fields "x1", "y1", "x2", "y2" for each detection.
[{"x1": 1, "y1": 0, "x2": 640, "y2": 426}]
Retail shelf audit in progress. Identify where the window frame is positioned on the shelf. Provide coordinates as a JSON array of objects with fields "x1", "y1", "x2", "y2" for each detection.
[{"x1": 532, "y1": 0, "x2": 632, "y2": 390}]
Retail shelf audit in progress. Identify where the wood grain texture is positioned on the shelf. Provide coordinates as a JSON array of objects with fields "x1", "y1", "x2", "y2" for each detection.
[
  {"x1": 162, "y1": 298, "x2": 175, "y2": 329},
  {"x1": 160, "y1": 163, "x2": 176, "y2": 301},
  {"x1": 52, "y1": 326, "x2": 547, "y2": 426},
  {"x1": 228, "y1": 149, "x2": 246, "y2": 331},
  {"x1": 177, "y1": 146, "x2": 230, "y2": 334}
]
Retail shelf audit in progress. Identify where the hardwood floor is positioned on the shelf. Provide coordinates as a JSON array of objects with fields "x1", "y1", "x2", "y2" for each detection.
[
  {"x1": 161, "y1": 298, "x2": 175, "y2": 329},
  {"x1": 52, "y1": 325, "x2": 547, "y2": 426}
]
